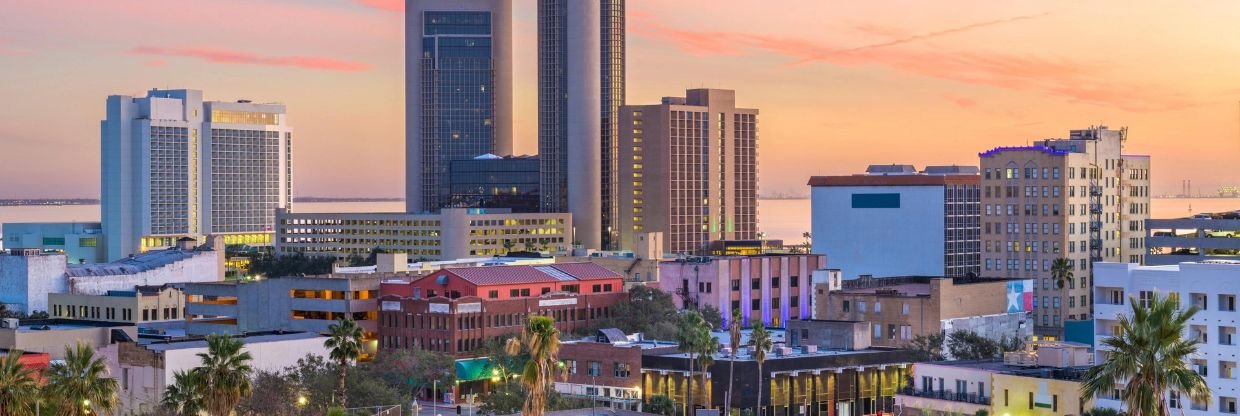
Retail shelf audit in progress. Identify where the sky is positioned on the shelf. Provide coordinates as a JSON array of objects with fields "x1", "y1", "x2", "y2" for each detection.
[{"x1": 2, "y1": 0, "x2": 1239, "y2": 199}]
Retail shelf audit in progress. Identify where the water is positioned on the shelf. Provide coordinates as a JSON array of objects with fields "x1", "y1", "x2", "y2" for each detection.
[{"x1": 3, "y1": 198, "x2": 1236, "y2": 249}]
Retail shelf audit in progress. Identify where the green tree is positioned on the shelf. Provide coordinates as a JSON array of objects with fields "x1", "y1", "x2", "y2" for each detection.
[
  {"x1": 324, "y1": 316, "x2": 364, "y2": 407},
  {"x1": 1082, "y1": 408, "x2": 1126, "y2": 416},
  {"x1": 505, "y1": 315, "x2": 564, "y2": 416},
  {"x1": 1081, "y1": 291, "x2": 1209, "y2": 416},
  {"x1": 502, "y1": 239, "x2": 516, "y2": 254},
  {"x1": 46, "y1": 342, "x2": 118, "y2": 416},
  {"x1": 247, "y1": 253, "x2": 335, "y2": 278},
  {"x1": 647, "y1": 394, "x2": 677, "y2": 416},
  {"x1": 699, "y1": 304, "x2": 724, "y2": 330},
  {"x1": 801, "y1": 231, "x2": 812, "y2": 254},
  {"x1": 161, "y1": 370, "x2": 205, "y2": 416},
  {"x1": 194, "y1": 334, "x2": 255, "y2": 416},
  {"x1": 907, "y1": 332, "x2": 945, "y2": 362},
  {"x1": 1051, "y1": 257, "x2": 1074, "y2": 289},
  {"x1": 366, "y1": 349, "x2": 455, "y2": 399},
  {"x1": 696, "y1": 335, "x2": 719, "y2": 410},
  {"x1": 946, "y1": 330, "x2": 1001, "y2": 360},
  {"x1": 725, "y1": 309, "x2": 742, "y2": 416},
  {"x1": 236, "y1": 370, "x2": 300, "y2": 416},
  {"x1": 605, "y1": 285, "x2": 679, "y2": 336},
  {"x1": 750, "y1": 323, "x2": 772, "y2": 416},
  {"x1": 0, "y1": 350, "x2": 40, "y2": 416},
  {"x1": 677, "y1": 311, "x2": 710, "y2": 410}
]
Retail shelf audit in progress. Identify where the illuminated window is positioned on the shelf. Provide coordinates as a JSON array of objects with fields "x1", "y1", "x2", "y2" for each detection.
[{"x1": 210, "y1": 110, "x2": 280, "y2": 125}]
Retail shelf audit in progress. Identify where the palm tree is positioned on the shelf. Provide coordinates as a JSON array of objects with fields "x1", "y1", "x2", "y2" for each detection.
[
  {"x1": 45, "y1": 342, "x2": 118, "y2": 416},
  {"x1": 1081, "y1": 291, "x2": 1209, "y2": 416},
  {"x1": 801, "y1": 232, "x2": 812, "y2": 254},
  {"x1": 161, "y1": 370, "x2": 205, "y2": 416},
  {"x1": 505, "y1": 315, "x2": 563, "y2": 416},
  {"x1": 325, "y1": 316, "x2": 364, "y2": 407},
  {"x1": 750, "y1": 323, "x2": 772, "y2": 416},
  {"x1": 697, "y1": 335, "x2": 719, "y2": 410},
  {"x1": 1051, "y1": 258, "x2": 1074, "y2": 289},
  {"x1": 677, "y1": 311, "x2": 709, "y2": 410},
  {"x1": 0, "y1": 350, "x2": 40, "y2": 416},
  {"x1": 194, "y1": 334, "x2": 254, "y2": 416},
  {"x1": 725, "y1": 309, "x2": 742, "y2": 416}
]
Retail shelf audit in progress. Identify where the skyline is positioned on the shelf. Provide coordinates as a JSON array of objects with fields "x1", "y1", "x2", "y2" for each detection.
[{"x1": 3, "y1": 0, "x2": 1240, "y2": 199}]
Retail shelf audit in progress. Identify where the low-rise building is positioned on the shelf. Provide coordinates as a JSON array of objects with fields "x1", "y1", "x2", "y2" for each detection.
[
  {"x1": 105, "y1": 331, "x2": 330, "y2": 415},
  {"x1": 0, "y1": 348, "x2": 51, "y2": 379},
  {"x1": 0, "y1": 318, "x2": 137, "y2": 360},
  {"x1": 274, "y1": 208, "x2": 573, "y2": 260},
  {"x1": 182, "y1": 275, "x2": 379, "y2": 343},
  {"x1": 1093, "y1": 260, "x2": 1240, "y2": 414},
  {"x1": 556, "y1": 329, "x2": 680, "y2": 412},
  {"x1": 641, "y1": 325, "x2": 911, "y2": 416},
  {"x1": 896, "y1": 341, "x2": 1094, "y2": 416},
  {"x1": 658, "y1": 254, "x2": 827, "y2": 328},
  {"x1": 1, "y1": 222, "x2": 105, "y2": 264},
  {"x1": 557, "y1": 233, "x2": 667, "y2": 288},
  {"x1": 378, "y1": 263, "x2": 627, "y2": 356},
  {"x1": 49, "y1": 284, "x2": 185, "y2": 323},
  {"x1": 1145, "y1": 215, "x2": 1240, "y2": 265},
  {"x1": 814, "y1": 275, "x2": 1033, "y2": 349}
]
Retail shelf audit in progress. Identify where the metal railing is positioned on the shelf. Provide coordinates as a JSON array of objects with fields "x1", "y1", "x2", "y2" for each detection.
[{"x1": 898, "y1": 388, "x2": 990, "y2": 405}]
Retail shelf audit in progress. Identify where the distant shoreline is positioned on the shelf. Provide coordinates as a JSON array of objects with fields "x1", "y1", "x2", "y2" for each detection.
[
  {"x1": 293, "y1": 197, "x2": 404, "y2": 203},
  {"x1": 0, "y1": 199, "x2": 99, "y2": 207}
]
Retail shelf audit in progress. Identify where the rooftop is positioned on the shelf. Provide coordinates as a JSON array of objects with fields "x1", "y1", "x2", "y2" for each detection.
[
  {"x1": 140, "y1": 331, "x2": 324, "y2": 351},
  {"x1": 807, "y1": 174, "x2": 977, "y2": 187},
  {"x1": 923, "y1": 359, "x2": 1091, "y2": 381},
  {"x1": 8, "y1": 319, "x2": 134, "y2": 333},
  {"x1": 418, "y1": 262, "x2": 622, "y2": 287},
  {"x1": 66, "y1": 248, "x2": 206, "y2": 277}
]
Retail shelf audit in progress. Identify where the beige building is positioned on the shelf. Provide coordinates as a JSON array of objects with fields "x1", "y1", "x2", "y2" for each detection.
[
  {"x1": 49, "y1": 284, "x2": 185, "y2": 323},
  {"x1": 0, "y1": 319, "x2": 137, "y2": 360},
  {"x1": 979, "y1": 126, "x2": 1150, "y2": 338},
  {"x1": 274, "y1": 208, "x2": 572, "y2": 260},
  {"x1": 617, "y1": 89, "x2": 758, "y2": 255},
  {"x1": 815, "y1": 275, "x2": 1033, "y2": 349}
]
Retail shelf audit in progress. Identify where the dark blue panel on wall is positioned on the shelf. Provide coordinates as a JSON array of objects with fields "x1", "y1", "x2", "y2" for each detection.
[{"x1": 851, "y1": 193, "x2": 901, "y2": 208}]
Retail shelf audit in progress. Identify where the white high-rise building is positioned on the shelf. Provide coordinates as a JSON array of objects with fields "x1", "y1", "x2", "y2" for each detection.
[{"x1": 102, "y1": 89, "x2": 292, "y2": 260}]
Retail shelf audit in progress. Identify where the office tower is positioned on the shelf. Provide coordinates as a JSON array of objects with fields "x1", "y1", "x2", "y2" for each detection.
[
  {"x1": 808, "y1": 165, "x2": 981, "y2": 279},
  {"x1": 978, "y1": 126, "x2": 1150, "y2": 339},
  {"x1": 102, "y1": 89, "x2": 292, "y2": 261},
  {"x1": 600, "y1": 0, "x2": 625, "y2": 250},
  {"x1": 446, "y1": 154, "x2": 540, "y2": 213},
  {"x1": 617, "y1": 89, "x2": 758, "y2": 255},
  {"x1": 538, "y1": 0, "x2": 603, "y2": 249},
  {"x1": 405, "y1": 0, "x2": 513, "y2": 213}
]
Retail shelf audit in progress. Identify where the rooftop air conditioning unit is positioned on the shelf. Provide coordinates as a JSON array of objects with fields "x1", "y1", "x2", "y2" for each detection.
[{"x1": 0, "y1": 318, "x2": 17, "y2": 329}]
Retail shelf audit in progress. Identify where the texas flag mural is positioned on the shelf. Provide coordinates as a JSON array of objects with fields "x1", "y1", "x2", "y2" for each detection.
[{"x1": 1006, "y1": 279, "x2": 1034, "y2": 313}]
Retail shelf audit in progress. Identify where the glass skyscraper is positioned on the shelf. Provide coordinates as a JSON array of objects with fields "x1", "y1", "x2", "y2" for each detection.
[{"x1": 405, "y1": 0, "x2": 513, "y2": 213}]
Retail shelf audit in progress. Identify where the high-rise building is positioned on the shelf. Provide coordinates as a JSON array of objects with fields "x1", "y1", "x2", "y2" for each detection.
[
  {"x1": 809, "y1": 165, "x2": 981, "y2": 279},
  {"x1": 600, "y1": 0, "x2": 625, "y2": 250},
  {"x1": 446, "y1": 154, "x2": 540, "y2": 213},
  {"x1": 102, "y1": 89, "x2": 292, "y2": 260},
  {"x1": 978, "y1": 126, "x2": 1149, "y2": 339},
  {"x1": 405, "y1": 0, "x2": 513, "y2": 213},
  {"x1": 617, "y1": 89, "x2": 758, "y2": 255},
  {"x1": 538, "y1": 0, "x2": 603, "y2": 249}
]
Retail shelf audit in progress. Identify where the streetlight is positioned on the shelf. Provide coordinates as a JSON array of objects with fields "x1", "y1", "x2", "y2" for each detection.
[{"x1": 297, "y1": 394, "x2": 308, "y2": 407}]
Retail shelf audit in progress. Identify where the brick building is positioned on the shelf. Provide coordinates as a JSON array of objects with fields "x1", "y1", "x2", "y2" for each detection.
[
  {"x1": 556, "y1": 329, "x2": 680, "y2": 412},
  {"x1": 378, "y1": 263, "x2": 627, "y2": 356}
]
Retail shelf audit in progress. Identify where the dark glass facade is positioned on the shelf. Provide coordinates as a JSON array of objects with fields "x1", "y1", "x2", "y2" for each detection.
[
  {"x1": 446, "y1": 156, "x2": 540, "y2": 213},
  {"x1": 600, "y1": 0, "x2": 625, "y2": 250},
  {"x1": 419, "y1": 11, "x2": 497, "y2": 212}
]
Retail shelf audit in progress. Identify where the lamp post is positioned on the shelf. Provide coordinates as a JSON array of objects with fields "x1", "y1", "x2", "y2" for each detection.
[{"x1": 591, "y1": 375, "x2": 597, "y2": 416}]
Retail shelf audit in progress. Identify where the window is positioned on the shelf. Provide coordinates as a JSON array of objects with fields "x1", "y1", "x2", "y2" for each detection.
[
  {"x1": 843, "y1": 301, "x2": 850, "y2": 312},
  {"x1": 771, "y1": 277, "x2": 780, "y2": 287},
  {"x1": 859, "y1": 301, "x2": 868, "y2": 313},
  {"x1": 587, "y1": 361, "x2": 601, "y2": 377},
  {"x1": 752, "y1": 299, "x2": 761, "y2": 310},
  {"x1": 790, "y1": 276, "x2": 799, "y2": 287},
  {"x1": 873, "y1": 324, "x2": 881, "y2": 339},
  {"x1": 614, "y1": 362, "x2": 631, "y2": 378},
  {"x1": 752, "y1": 279, "x2": 760, "y2": 290},
  {"x1": 902, "y1": 303, "x2": 910, "y2": 315},
  {"x1": 1139, "y1": 291, "x2": 1154, "y2": 308},
  {"x1": 1222, "y1": 295, "x2": 1237, "y2": 312},
  {"x1": 568, "y1": 360, "x2": 577, "y2": 374},
  {"x1": 487, "y1": 290, "x2": 499, "y2": 299}
]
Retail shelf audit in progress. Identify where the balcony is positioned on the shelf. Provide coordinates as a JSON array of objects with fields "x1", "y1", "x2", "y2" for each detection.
[
  {"x1": 899, "y1": 387, "x2": 991, "y2": 406},
  {"x1": 1090, "y1": 204, "x2": 1104, "y2": 214},
  {"x1": 1090, "y1": 186, "x2": 1103, "y2": 196},
  {"x1": 1090, "y1": 221, "x2": 1102, "y2": 232}
]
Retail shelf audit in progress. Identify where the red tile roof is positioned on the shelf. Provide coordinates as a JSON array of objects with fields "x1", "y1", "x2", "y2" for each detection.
[{"x1": 437, "y1": 262, "x2": 622, "y2": 287}]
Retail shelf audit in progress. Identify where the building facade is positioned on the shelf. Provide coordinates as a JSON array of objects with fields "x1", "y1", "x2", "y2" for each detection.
[
  {"x1": 0, "y1": 319, "x2": 137, "y2": 360},
  {"x1": 658, "y1": 254, "x2": 825, "y2": 328},
  {"x1": 49, "y1": 285, "x2": 185, "y2": 324},
  {"x1": 618, "y1": 89, "x2": 759, "y2": 255},
  {"x1": 377, "y1": 263, "x2": 626, "y2": 356},
  {"x1": 555, "y1": 329, "x2": 677, "y2": 412},
  {"x1": 808, "y1": 166, "x2": 980, "y2": 279},
  {"x1": 814, "y1": 276, "x2": 1033, "y2": 349},
  {"x1": 274, "y1": 208, "x2": 572, "y2": 260},
  {"x1": 978, "y1": 126, "x2": 1149, "y2": 338},
  {"x1": 1093, "y1": 261, "x2": 1240, "y2": 414},
  {"x1": 182, "y1": 275, "x2": 379, "y2": 342},
  {"x1": 446, "y1": 154, "x2": 540, "y2": 213},
  {"x1": 406, "y1": 0, "x2": 513, "y2": 213},
  {"x1": 1144, "y1": 215, "x2": 1240, "y2": 265},
  {"x1": 538, "y1": 0, "x2": 603, "y2": 249},
  {"x1": 1, "y1": 222, "x2": 105, "y2": 264},
  {"x1": 103, "y1": 89, "x2": 292, "y2": 260},
  {"x1": 599, "y1": 0, "x2": 626, "y2": 250}
]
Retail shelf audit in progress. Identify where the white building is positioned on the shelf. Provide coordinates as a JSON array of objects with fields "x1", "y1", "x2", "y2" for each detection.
[
  {"x1": 1093, "y1": 261, "x2": 1240, "y2": 414},
  {"x1": 105, "y1": 331, "x2": 330, "y2": 415},
  {"x1": 103, "y1": 89, "x2": 292, "y2": 261},
  {"x1": 809, "y1": 165, "x2": 980, "y2": 279},
  {"x1": 1, "y1": 222, "x2": 105, "y2": 263}
]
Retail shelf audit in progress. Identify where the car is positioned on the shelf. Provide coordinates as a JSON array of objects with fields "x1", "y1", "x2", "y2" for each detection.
[{"x1": 1193, "y1": 214, "x2": 1213, "y2": 220}]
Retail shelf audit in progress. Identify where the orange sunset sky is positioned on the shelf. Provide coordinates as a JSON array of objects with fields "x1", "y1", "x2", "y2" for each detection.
[{"x1": 2, "y1": 0, "x2": 1238, "y2": 199}]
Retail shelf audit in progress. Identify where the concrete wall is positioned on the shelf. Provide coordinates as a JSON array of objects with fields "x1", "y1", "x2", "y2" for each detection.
[
  {"x1": 785, "y1": 319, "x2": 870, "y2": 350},
  {"x1": 185, "y1": 276, "x2": 378, "y2": 336},
  {"x1": 812, "y1": 185, "x2": 945, "y2": 279},
  {"x1": 0, "y1": 325, "x2": 137, "y2": 360},
  {"x1": 942, "y1": 313, "x2": 1031, "y2": 353},
  {"x1": 0, "y1": 252, "x2": 69, "y2": 313},
  {"x1": 69, "y1": 250, "x2": 222, "y2": 295}
]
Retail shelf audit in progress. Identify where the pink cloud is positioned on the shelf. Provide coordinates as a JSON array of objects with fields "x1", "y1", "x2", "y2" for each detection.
[
  {"x1": 943, "y1": 93, "x2": 978, "y2": 108},
  {"x1": 631, "y1": 15, "x2": 1202, "y2": 112},
  {"x1": 354, "y1": 0, "x2": 402, "y2": 12},
  {"x1": 129, "y1": 46, "x2": 371, "y2": 72}
]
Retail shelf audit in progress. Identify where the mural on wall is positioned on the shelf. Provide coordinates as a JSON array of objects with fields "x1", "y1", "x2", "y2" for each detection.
[{"x1": 1006, "y1": 279, "x2": 1034, "y2": 313}]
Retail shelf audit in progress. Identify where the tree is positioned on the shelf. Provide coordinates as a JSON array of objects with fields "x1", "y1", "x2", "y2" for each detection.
[
  {"x1": 0, "y1": 350, "x2": 40, "y2": 416},
  {"x1": 801, "y1": 232, "x2": 812, "y2": 254},
  {"x1": 161, "y1": 370, "x2": 205, "y2": 416},
  {"x1": 1081, "y1": 291, "x2": 1209, "y2": 416},
  {"x1": 1082, "y1": 408, "x2": 1126, "y2": 416},
  {"x1": 236, "y1": 370, "x2": 300, "y2": 416},
  {"x1": 699, "y1": 304, "x2": 724, "y2": 330},
  {"x1": 677, "y1": 311, "x2": 710, "y2": 410},
  {"x1": 907, "y1": 332, "x2": 945, "y2": 362},
  {"x1": 194, "y1": 334, "x2": 255, "y2": 416},
  {"x1": 366, "y1": 349, "x2": 455, "y2": 399},
  {"x1": 605, "y1": 285, "x2": 679, "y2": 336},
  {"x1": 46, "y1": 342, "x2": 118, "y2": 416},
  {"x1": 1051, "y1": 257, "x2": 1074, "y2": 289},
  {"x1": 946, "y1": 330, "x2": 1000, "y2": 360},
  {"x1": 506, "y1": 315, "x2": 564, "y2": 416},
  {"x1": 696, "y1": 335, "x2": 719, "y2": 410},
  {"x1": 502, "y1": 239, "x2": 516, "y2": 254},
  {"x1": 750, "y1": 323, "x2": 772, "y2": 416},
  {"x1": 247, "y1": 253, "x2": 335, "y2": 277},
  {"x1": 725, "y1": 309, "x2": 742, "y2": 416},
  {"x1": 324, "y1": 316, "x2": 364, "y2": 407},
  {"x1": 647, "y1": 394, "x2": 677, "y2": 416}
]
